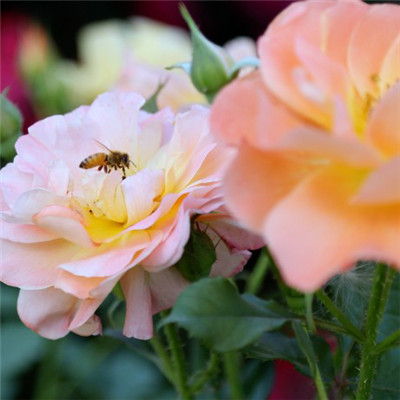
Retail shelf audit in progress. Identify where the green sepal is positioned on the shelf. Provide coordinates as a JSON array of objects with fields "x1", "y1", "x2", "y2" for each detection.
[
  {"x1": 174, "y1": 228, "x2": 216, "y2": 282},
  {"x1": 166, "y1": 62, "x2": 191, "y2": 75},
  {"x1": 112, "y1": 282, "x2": 125, "y2": 301},
  {"x1": 141, "y1": 80, "x2": 168, "y2": 113}
]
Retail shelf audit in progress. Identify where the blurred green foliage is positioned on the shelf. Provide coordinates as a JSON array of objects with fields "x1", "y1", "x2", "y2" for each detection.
[
  {"x1": 0, "y1": 90, "x2": 22, "y2": 165},
  {"x1": 1, "y1": 284, "x2": 175, "y2": 400}
]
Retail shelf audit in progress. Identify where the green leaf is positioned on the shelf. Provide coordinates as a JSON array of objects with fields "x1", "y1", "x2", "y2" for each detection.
[
  {"x1": 292, "y1": 322, "x2": 319, "y2": 377},
  {"x1": 372, "y1": 348, "x2": 400, "y2": 399},
  {"x1": 378, "y1": 272, "x2": 400, "y2": 340},
  {"x1": 174, "y1": 229, "x2": 216, "y2": 282},
  {"x1": 163, "y1": 277, "x2": 293, "y2": 352},
  {"x1": 371, "y1": 272, "x2": 400, "y2": 399},
  {"x1": 246, "y1": 331, "x2": 334, "y2": 381},
  {"x1": 242, "y1": 360, "x2": 275, "y2": 400}
]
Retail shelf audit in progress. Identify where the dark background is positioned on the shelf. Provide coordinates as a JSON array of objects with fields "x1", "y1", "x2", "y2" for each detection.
[{"x1": 2, "y1": 1, "x2": 295, "y2": 59}]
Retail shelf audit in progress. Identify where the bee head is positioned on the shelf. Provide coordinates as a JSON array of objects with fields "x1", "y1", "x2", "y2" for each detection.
[{"x1": 121, "y1": 154, "x2": 129, "y2": 166}]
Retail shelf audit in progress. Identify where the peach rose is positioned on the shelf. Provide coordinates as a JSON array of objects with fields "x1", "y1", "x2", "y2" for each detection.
[
  {"x1": 0, "y1": 91, "x2": 261, "y2": 339},
  {"x1": 211, "y1": 0, "x2": 400, "y2": 291}
]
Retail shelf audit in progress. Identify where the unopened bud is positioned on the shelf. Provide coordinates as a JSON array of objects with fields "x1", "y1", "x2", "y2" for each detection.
[
  {"x1": 19, "y1": 23, "x2": 53, "y2": 77},
  {"x1": 0, "y1": 90, "x2": 22, "y2": 162},
  {"x1": 180, "y1": 5, "x2": 236, "y2": 101}
]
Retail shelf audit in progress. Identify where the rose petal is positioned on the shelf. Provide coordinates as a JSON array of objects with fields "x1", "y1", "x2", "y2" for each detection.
[
  {"x1": 380, "y1": 34, "x2": 400, "y2": 91},
  {"x1": 59, "y1": 231, "x2": 151, "y2": 277},
  {"x1": 367, "y1": 81, "x2": 400, "y2": 157},
  {"x1": 265, "y1": 166, "x2": 400, "y2": 291},
  {"x1": 46, "y1": 159, "x2": 70, "y2": 196},
  {"x1": 28, "y1": 107, "x2": 99, "y2": 177},
  {"x1": 277, "y1": 127, "x2": 380, "y2": 167},
  {"x1": 294, "y1": 36, "x2": 349, "y2": 100},
  {"x1": 98, "y1": 173, "x2": 127, "y2": 223},
  {"x1": 348, "y1": 3, "x2": 400, "y2": 97},
  {"x1": 72, "y1": 314, "x2": 102, "y2": 336},
  {"x1": 122, "y1": 169, "x2": 165, "y2": 226},
  {"x1": 87, "y1": 91, "x2": 144, "y2": 155},
  {"x1": 69, "y1": 276, "x2": 118, "y2": 329},
  {"x1": 323, "y1": 0, "x2": 368, "y2": 66},
  {"x1": 221, "y1": 144, "x2": 311, "y2": 233},
  {"x1": 0, "y1": 163, "x2": 33, "y2": 210},
  {"x1": 207, "y1": 226, "x2": 252, "y2": 278},
  {"x1": 211, "y1": 248, "x2": 251, "y2": 279},
  {"x1": 33, "y1": 205, "x2": 95, "y2": 248},
  {"x1": 172, "y1": 143, "x2": 217, "y2": 193},
  {"x1": 14, "y1": 134, "x2": 56, "y2": 177},
  {"x1": 138, "y1": 108, "x2": 174, "y2": 168},
  {"x1": 352, "y1": 157, "x2": 400, "y2": 204},
  {"x1": 141, "y1": 202, "x2": 191, "y2": 271},
  {"x1": 54, "y1": 270, "x2": 106, "y2": 299},
  {"x1": 211, "y1": 72, "x2": 301, "y2": 149},
  {"x1": 12, "y1": 188, "x2": 67, "y2": 222},
  {"x1": 17, "y1": 288, "x2": 77, "y2": 339},
  {"x1": 196, "y1": 213, "x2": 264, "y2": 251},
  {"x1": 149, "y1": 267, "x2": 188, "y2": 314},
  {"x1": 121, "y1": 267, "x2": 153, "y2": 340},
  {"x1": 17, "y1": 287, "x2": 103, "y2": 339},
  {"x1": 1, "y1": 239, "x2": 77, "y2": 289},
  {"x1": 258, "y1": 1, "x2": 334, "y2": 127}
]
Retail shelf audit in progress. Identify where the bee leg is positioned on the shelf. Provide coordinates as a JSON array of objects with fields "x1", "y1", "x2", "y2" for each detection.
[
  {"x1": 104, "y1": 165, "x2": 108, "y2": 173},
  {"x1": 122, "y1": 166, "x2": 126, "y2": 179},
  {"x1": 98, "y1": 165, "x2": 103, "y2": 171}
]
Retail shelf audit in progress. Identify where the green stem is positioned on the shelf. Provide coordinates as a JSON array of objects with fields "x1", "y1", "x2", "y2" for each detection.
[
  {"x1": 149, "y1": 334, "x2": 174, "y2": 384},
  {"x1": 163, "y1": 322, "x2": 192, "y2": 400},
  {"x1": 305, "y1": 293, "x2": 316, "y2": 334},
  {"x1": 316, "y1": 289, "x2": 364, "y2": 341},
  {"x1": 223, "y1": 352, "x2": 244, "y2": 400},
  {"x1": 356, "y1": 264, "x2": 394, "y2": 400},
  {"x1": 292, "y1": 322, "x2": 328, "y2": 400},
  {"x1": 313, "y1": 363, "x2": 329, "y2": 400},
  {"x1": 313, "y1": 318, "x2": 353, "y2": 337},
  {"x1": 189, "y1": 352, "x2": 219, "y2": 395},
  {"x1": 246, "y1": 248, "x2": 270, "y2": 295},
  {"x1": 33, "y1": 340, "x2": 63, "y2": 400},
  {"x1": 374, "y1": 328, "x2": 400, "y2": 355}
]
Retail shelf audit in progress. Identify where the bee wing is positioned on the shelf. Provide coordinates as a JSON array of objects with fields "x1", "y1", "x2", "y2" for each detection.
[{"x1": 93, "y1": 138, "x2": 113, "y2": 153}]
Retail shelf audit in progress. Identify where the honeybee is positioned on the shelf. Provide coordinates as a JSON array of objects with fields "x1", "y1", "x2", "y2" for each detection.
[{"x1": 79, "y1": 140, "x2": 135, "y2": 179}]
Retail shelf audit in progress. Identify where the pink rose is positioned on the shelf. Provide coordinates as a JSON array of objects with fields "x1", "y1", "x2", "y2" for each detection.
[
  {"x1": 211, "y1": 0, "x2": 400, "y2": 291},
  {"x1": 1, "y1": 91, "x2": 260, "y2": 339}
]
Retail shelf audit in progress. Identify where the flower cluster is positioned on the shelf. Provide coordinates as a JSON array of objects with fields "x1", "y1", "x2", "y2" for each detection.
[{"x1": 19, "y1": 18, "x2": 256, "y2": 115}]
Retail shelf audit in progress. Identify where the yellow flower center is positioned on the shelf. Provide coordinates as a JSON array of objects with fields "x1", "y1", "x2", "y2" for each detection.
[{"x1": 350, "y1": 74, "x2": 393, "y2": 137}]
